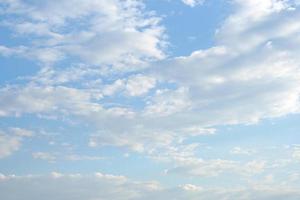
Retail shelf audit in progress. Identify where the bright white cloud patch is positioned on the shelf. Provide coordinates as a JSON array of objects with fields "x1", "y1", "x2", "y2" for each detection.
[
  {"x1": 153, "y1": 1, "x2": 300, "y2": 126},
  {"x1": 0, "y1": 0, "x2": 166, "y2": 68}
]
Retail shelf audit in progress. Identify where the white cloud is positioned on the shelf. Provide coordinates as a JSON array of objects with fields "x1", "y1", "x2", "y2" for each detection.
[
  {"x1": 66, "y1": 154, "x2": 105, "y2": 161},
  {"x1": 32, "y1": 152, "x2": 106, "y2": 163},
  {"x1": 0, "y1": 85, "x2": 102, "y2": 117},
  {"x1": 102, "y1": 79, "x2": 126, "y2": 96},
  {"x1": 152, "y1": 2, "x2": 300, "y2": 127},
  {"x1": 144, "y1": 87, "x2": 191, "y2": 117},
  {"x1": 181, "y1": 184, "x2": 203, "y2": 191},
  {"x1": 102, "y1": 74, "x2": 156, "y2": 97},
  {"x1": 0, "y1": 1, "x2": 300, "y2": 186},
  {"x1": 32, "y1": 152, "x2": 57, "y2": 162},
  {"x1": 125, "y1": 75, "x2": 156, "y2": 96},
  {"x1": 0, "y1": 128, "x2": 33, "y2": 158},
  {"x1": 181, "y1": 0, "x2": 204, "y2": 7},
  {"x1": 1, "y1": 1, "x2": 299, "y2": 151},
  {"x1": 230, "y1": 147, "x2": 256, "y2": 155},
  {"x1": 289, "y1": 173, "x2": 300, "y2": 182},
  {"x1": 89, "y1": 129, "x2": 174, "y2": 154},
  {"x1": 0, "y1": 0, "x2": 166, "y2": 68},
  {"x1": 243, "y1": 160, "x2": 266, "y2": 175},
  {"x1": 181, "y1": 126, "x2": 216, "y2": 136},
  {"x1": 157, "y1": 49, "x2": 300, "y2": 126},
  {"x1": 0, "y1": 173, "x2": 300, "y2": 200},
  {"x1": 292, "y1": 146, "x2": 300, "y2": 160},
  {"x1": 0, "y1": 172, "x2": 160, "y2": 200},
  {"x1": 0, "y1": 134, "x2": 21, "y2": 159},
  {"x1": 216, "y1": 0, "x2": 299, "y2": 51},
  {"x1": 9, "y1": 127, "x2": 33, "y2": 137},
  {"x1": 166, "y1": 158, "x2": 266, "y2": 177}
]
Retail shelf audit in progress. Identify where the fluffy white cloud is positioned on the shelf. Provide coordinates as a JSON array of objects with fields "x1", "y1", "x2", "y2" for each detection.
[
  {"x1": 125, "y1": 75, "x2": 156, "y2": 96},
  {"x1": 0, "y1": 85, "x2": 102, "y2": 117},
  {"x1": 1, "y1": 0, "x2": 299, "y2": 128},
  {"x1": 0, "y1": 128, "x2": 33, "y2": 158},
  {"x1": 144, "y1": 87, "x2": 191, "y2": 117},
  {"x1": 102, "y1": 74, "x2": 156, "y2": 97},
  {"x1": 152, "y1": 1, "x2": 300, "y2": 127},
  {"x1": 216, "y1": 0, "x2": 298, "y2": 51},
  {"x1": 0, "y1": 0, "x2": 166, "y2": 68},
  {"x1": 1, "y1": 0, "x2": 299, "y2": 143}
]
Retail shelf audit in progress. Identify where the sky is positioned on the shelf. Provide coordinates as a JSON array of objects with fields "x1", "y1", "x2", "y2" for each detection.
[{"x1": 0, "y1": 0, "x2": 300, "y2": 199}]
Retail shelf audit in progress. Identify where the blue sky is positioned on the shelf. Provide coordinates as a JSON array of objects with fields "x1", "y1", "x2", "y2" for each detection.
[{"x1": 1, "y1": 0, "x2": 300, "y2": 199}]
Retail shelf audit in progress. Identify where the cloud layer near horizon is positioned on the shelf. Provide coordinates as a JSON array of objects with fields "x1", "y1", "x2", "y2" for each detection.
[{"x1": 1, "y1": 172, "x2": 300, "y2": 200}]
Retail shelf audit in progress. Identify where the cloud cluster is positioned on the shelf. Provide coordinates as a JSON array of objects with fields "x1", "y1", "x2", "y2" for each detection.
[
  {"x1": 154, "y1": 1, "x2": 300, "y2": 126},
  {"x1": 0, "y1": 0, "x2": 166, "y2": 68},
  {"x1": 0, "y1": 85, "x2": 102, "y2": 117},
  {"x1": 0, "y1": 0, "x2": 300, "y2": 192},
  {"x1": 0, "y1": 172, "x2": 300, "y2": 200}
]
